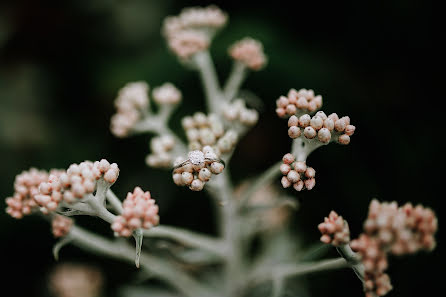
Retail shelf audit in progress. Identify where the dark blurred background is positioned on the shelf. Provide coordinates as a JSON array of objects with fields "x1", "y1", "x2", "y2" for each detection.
[{"x1": 0, "y1": 0, "x2": 442, "y2": 296}]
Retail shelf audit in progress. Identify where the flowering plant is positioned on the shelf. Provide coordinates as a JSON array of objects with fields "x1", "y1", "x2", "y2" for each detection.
[{"x1": 5, "y1": 5, "x2": 437, "y2": 297}]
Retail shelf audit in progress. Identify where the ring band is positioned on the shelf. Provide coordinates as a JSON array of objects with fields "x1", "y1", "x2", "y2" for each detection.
[{"x1": 173, "y1": 157, "x2": 225, "y2": 170}]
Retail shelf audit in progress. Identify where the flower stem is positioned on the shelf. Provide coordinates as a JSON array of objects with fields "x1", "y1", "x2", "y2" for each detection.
[
  {"x1": 336, "y1": 244, "x2": 365, "y2": 282},
  {"x1": 223, "y1": 61, "x2": 247, "y2": 101},
  {"x1": 193, "y1": 51, "x2": 224, "y2": 114},
  {"x1": 69, "y1": 225, "x2": 220, "y2": 297},
  {"x1": 143, "y1": 225, "x2": 226, "y2": 258}
]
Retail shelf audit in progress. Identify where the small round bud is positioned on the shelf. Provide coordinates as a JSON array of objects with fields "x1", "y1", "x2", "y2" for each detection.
[
  {"x1": 293, "y1": 180, "x2": 304, "y2": 191},
  {"x1": 338, "y1": 134, "x2": 350, "y2": 145},
  {"x1": 304, "y1": 126, "x2": 317, "y2": 139},
  {"x1": 285, "y1": 104, "x2": 297, "y2": 115},
  {"x1": 277, "y1": 96, "x2": 289, "y2": 108},
  {"x1": 305, "y1": 167, "x2": 316, "y2": 178},
  {"x1": 287, "y1": 170, "x2": 300, "y2": 183},
  {"x1": 299, "y1": 114, "x2": 311, "y2": 127},
  {"x1": 294, "y1": 161, "x2": 307, "y2": 173},
  {"x1": 318, "y1": 128, "x2": 332, "y2": 143},
  {"x1": 323, "y1": 118, "x2": 335, "y2": 131},
  {"x1": 281, "y1": 176, "x2": 292, "y2": 188},
  {"x1": 172, "y1": 173, "x2": 184, "y2": 186},
  {"x1": 305, "y1": 178, "x2": 316, "y2": 190},
  {"x1": 288, "y1": 126, "x2": 301, "y2": 139},
  {"x1": 189, "y1": 179, "x2": 204, "y2": 191},
  {"x1": 345, "y1": 125, "x2": 356, "y2": 136},
  {"x1": 288, "y1": 115, "x2": 299, "y2": 127},
  {"x1": 310, "y1": 116, "x2": 323, "y2": 130},
  {"x1": 315, "y1": 111, "x2": 327, "y2": 120},
  {"x1": 198, "y1": 168, "x2": 212, "y2": 182},
  {"x1": 181, "y1": 172, "x2": 193, "y2": 185},
  {"x1": 280, "y1": 163, "x2": 291, "y2": 175},
  {"x1": 210, "y1": 162, "x2": 224, "y2": 174},
  {"x1": 334, "y1": 119, "x2": 347, "y2": 132},
  {"x1": 282, "y1": 153, "x2": 295, "y2": 164}
]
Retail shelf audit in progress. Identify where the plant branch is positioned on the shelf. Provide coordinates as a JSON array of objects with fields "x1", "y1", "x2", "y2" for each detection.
[
  {"x1": 193, "y1": 51, "x2": 224, "y2": 114},
  {"x1": 336, "y1": 244, "x2": 365, "y2": 282},
  {"x1": 249, "y1": 257, "x2": 348, "y2": 285},
  {"x1": 223, "y1": 61, "x2": 247, "y2": 101},
  {"x1": 69, "y1": 225, "x2": 220, "y2": 297},
  {"x1": 143, "y1": 225, "x2": 226, "y2": 258},
  {"x1": 106, "y1": 189, "x2": 123, "y2": 214}
]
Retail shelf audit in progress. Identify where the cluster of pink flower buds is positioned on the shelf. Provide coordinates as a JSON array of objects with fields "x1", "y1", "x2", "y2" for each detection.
[
  {"x1": 229, "y1": 38, "x2": 267, "y2": 71},
  {"x1": 111, "y1": 187, "x2": 159, "y2": 237},
  {"x1": 287, "y1": 111, "x2": 355, "y2": 145},
  {"x1": 36, "y1": 160, "x2": 119, "y2": 211},
  {"x1": 318, "y1": 211, "x2": 350, "y2": 246},
  {"x1": 173, "y1": 147, "x2": 224, "y2": 191},
  {"x1": 280, "y1": 153, "x2": 316, "y2": 191},
  {"x1": 276, "y1": 88, "x2": 323, "y2": 118},
  {"x1": 350, "y1": 199, "x2": 438, "y2": 297},
  {"x1": 182, "y1": 112, "x2": 238, "y2": 155},
  {"x1": 222, "y1": 99, "x2": 259, "y2": 126},
  {"x1": 146, "y1": 135, "x2": 177, "y2": 168},
  {"x1": 152, "y1": 82, "x2": 182, "y2": 105},
  {"x1": 111, "y1": 82, "x2": 149, "y2": 137},
  {"x1": 162, "y1": 6, "x2": 227, "y2": 59},
  {"x1": 52, "y1": 214, "x2": 73, "y2": 238},
  {"x1": 5, "y1": 168, "x2": 54, "y2": 218}
]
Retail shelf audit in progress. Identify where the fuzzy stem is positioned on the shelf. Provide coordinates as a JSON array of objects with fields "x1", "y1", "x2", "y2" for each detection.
[
  {"x1": 193, "y1": 51, "x2": 224, "y2": 114},
  {"x1": 291, "y1": 138, "x2": 325, "y2": 161},
  {"x1": 223, "y1": 61, "x2": 247, "y2": 101},
  {"x1": 143, "y1": 225, "x2": 226, "y2": 258},
  {"x1": 86, "y1": 195, "x2": 116, "y2": 224},
  {"x1": 336, "y1": 244, "x2": 365, "y2": 282},
  {"x1": 69, "y1": 226, "x2": 220, "y2": 297},
  {"x1": 106, "y1": 189, "x2": 123, "y2": 214},
  {"x1": 250, "y1": 257, "x2": 348, "y2": 285},
  {"x1": 238, "y1": 161, "x2": 282, "y2": 208}
]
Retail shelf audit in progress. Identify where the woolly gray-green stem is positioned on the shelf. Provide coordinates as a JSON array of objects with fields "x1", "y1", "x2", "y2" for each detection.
[{"x1": 69, "y1": 226, "x2": 220, "y2": 297}]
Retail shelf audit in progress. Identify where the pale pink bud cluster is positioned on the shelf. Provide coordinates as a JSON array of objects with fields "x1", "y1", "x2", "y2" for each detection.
[
  {"x1": 318, "y1": 211, "x2": 350, "y2": 246},
  {"x1": 361, "y1": 200, "x2": 437, "y2": 254},
  {"x1": 162, "y1": 6, "x2": 227, "y2": 59},
  {"x1": 111, "y1": 82, "x2": 149, "y2": 137},
  {"x1": 52, "y1": 214, "x2": 73, "y2": 238},
  {"x1": 350, "y1": 199, "x2": 438, "y2": 297},
  {"x1": 173, "y1": 147, "x2": 224, "y2": 191},
  {"x1": 152, "y1": 82, "x2": 182, "y2": 105},
  {"x1": 276, "y1": 88, "x2": 322, "y2": 118},
  {"x1": 146, "y1": 135, "x2": 176, "y2": 168},
  {"x1": 163, "y1": 5, "x2": 227, "y2": 37},
  {"x1": 111, "y1": 187, "x2": 159, "y2": 237},
  {"x1": 280, "y1": 153, "x2": 316, "y2": 191},
  {"x1": 167, "y1": 30, "x2": 210, "y2": 59},
  {"x1": 5, "y1": 168, "x2": 52, "y2": 218},
  {"x1": 222, "y1": 99, "x2": 259, "y2": 126},
  {"x1": 34, "y1": 171, "x2": 64, "y2": 214},
  {"x1": 37, "y1": 160, "x2": 119, "y2": 207},
  {"x1": 287, "y1": 112, "x2": 355, "y2": 145},
  {"x1": 182, "y1": 112, "x2": 238, "y2": 155},
  {"x1": 229, "y1": 38, "x2": 267, "y2": 71}
]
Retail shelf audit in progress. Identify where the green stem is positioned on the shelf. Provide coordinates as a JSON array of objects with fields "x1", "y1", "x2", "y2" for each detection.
[
  {"x1": 143, "y1": 225, "x2": 226, "y2": 258},
  {"x1": 223, "y1": 61, "x2": 247, "y2": 101},
  {"x1": 69, "y1": 226, "x2": 220, "y2": 297},
  {"x1": 336, "y1": 244, "x2": 365, "y2": 282},
  {"x1": 250, "y1": 257, "x2": 348, "y2": 285},
  {"x1": 193, "y1": 51, "x2": 224, "y2": 114}
]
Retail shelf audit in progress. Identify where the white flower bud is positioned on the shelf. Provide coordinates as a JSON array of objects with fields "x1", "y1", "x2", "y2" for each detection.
[
  {"x1": 299, "y1": 114, "x2": 311, "y2": 127},
  {"x1": 318, "y1": 128, "x2": 332, "y2": 143},
  {"x1": 288, "y1": 126, "x2": 301, "y2": 139},
  {"x1": 304, "y1": 126, "x2": 317, "y2": 139}
]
